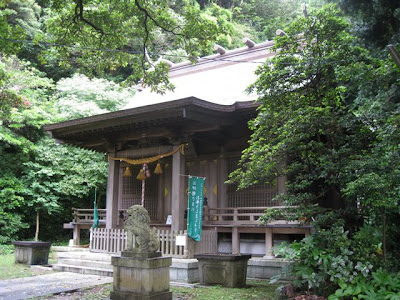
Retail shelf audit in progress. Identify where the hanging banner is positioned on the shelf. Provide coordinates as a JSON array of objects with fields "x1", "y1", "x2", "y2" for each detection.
[
  {"x1": 92, "y1": 189, "x2": 100, "y2": 229},
  {"x1": 187, "y1": 176, "x2": 205, "y2": 241}
]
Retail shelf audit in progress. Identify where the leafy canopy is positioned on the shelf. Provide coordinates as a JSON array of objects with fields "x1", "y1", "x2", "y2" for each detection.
[{"x1": 43, "y1": 0, "x2": 229, "y2": 92}]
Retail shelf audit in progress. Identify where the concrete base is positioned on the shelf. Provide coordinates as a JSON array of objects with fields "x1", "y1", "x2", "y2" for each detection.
[
  {"x1": 247, "y1": 258, "x2": 291, "y2": 279},
  {"x1": 170, "y1": 259, "x2": 199, "y2": 283},
  {"x1": 111, "y1": 253, "x2": 172, "y2": 300},
  {"x1": 110, "y1": 290, "x2": 172, "y2": 300},
  {"x1": 195, "y1": 254, "x2": 251, "y2": 288},
  {"x1": 13, "y1": 241, "x2": 51, "y2": 265}
]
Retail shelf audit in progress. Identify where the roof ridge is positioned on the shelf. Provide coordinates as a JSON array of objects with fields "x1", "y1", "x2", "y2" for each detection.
[{"x1": 170, "y1": 40, "x2": 275, "y2": 69}]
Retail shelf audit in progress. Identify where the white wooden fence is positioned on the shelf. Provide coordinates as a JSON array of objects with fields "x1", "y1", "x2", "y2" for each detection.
[
  {"x1": 90, "y1": 228, "x2": 127, "y2": 254},
  {"x1": 90, "y1": 228, "x2": 218, "y2": 258}
]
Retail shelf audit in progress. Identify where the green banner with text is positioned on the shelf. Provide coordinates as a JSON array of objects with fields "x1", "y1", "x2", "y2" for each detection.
[{"x1": 187, "y1": 176, "x2": 205, "y2": 241}]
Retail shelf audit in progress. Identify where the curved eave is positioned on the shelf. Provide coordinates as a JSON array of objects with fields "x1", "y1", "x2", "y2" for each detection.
[{"x1": 44, "y1": 97, "x2": 259, "y2": 152}]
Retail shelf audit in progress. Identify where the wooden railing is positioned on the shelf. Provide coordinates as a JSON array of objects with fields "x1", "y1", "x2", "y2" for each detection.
[
  {"x1": 90, "y1": 228, "x2": 218, "y2": 258},
  {"x1": 70, "y1": 206, "x2": 293, "y2": 227},
  {"x1": 72, "y1": 208, "x2": 107, "y2": 225},
  {"x1": 203, "y1": 206, "x2": 291, "y2": 225}
]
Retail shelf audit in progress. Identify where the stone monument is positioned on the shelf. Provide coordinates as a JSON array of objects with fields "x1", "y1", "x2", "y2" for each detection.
[{"x1": 111, "y1": 205, "x2": 172, "y2": 300}]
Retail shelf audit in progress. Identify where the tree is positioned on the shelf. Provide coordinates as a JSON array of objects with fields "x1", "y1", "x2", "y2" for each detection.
[
  {"x1": 53, "y1": 74, "x2": 135, "y2": 119},
  {"x1": 233, "y1": 0, "x2": 303, "y2": 41},
  {"x1": 22, "y1": 137, "x2": 107, "y2": 241},
  {"x1": 231, "y1": 4, "x2": 375, "y2": 228},
  {"x1": 230, "y1": 4, "x2": 400, "y2": 294},
  {"x1": 41, "y1": 0, "x2": 230, "y2": 92},
  {"x1": 0, "y1": 55, "x2": 54, "y2": 242},
  {"x1": 330, "y1": 0, "x2": 400, "y2": 48}
]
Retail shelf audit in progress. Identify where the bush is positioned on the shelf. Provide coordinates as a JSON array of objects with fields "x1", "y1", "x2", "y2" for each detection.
[
  {"x1": 0, "y1": 244, "x2": 14, "y2": 255},
  {"x1": 273, "y1": 225, "x2": 374, "y2": 297},
  {"x1": 329, "y1": 269, "x2": 400, "y2": 300}
]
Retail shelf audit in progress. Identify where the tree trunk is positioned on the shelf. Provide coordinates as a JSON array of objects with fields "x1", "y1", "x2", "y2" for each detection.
[{"x1": 35, "y1": 210, "x2": 40, "y2": 242}]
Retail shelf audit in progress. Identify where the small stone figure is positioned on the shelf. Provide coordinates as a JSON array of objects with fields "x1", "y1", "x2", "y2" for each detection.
[{"x1": 124, "y1": 205, "x2": 159, "y2": 254}]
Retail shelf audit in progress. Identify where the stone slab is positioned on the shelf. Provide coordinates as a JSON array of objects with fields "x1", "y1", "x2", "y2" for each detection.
[{"x1": 112, "y1": 256, "x2": 172, "y2": 269}]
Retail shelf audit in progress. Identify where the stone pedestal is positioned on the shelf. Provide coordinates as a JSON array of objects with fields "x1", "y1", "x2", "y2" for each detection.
[
  {"x1": 111, "y1": 251, "x2": 172, "y2": 300},
  {"x1": 13, "y1": 241, "x2": 51, "y2": 265},
  {"x1": 195, "y1": 253, "x2": 251, "y2": 288}
]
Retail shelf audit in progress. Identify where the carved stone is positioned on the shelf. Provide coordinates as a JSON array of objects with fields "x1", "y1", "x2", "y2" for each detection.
[
  {"x1": 124, "y1": 205, "x2": 159, "y2": 258},
  {"x1": 111, "y1": 205, "x2": 172, "y2": 300}
]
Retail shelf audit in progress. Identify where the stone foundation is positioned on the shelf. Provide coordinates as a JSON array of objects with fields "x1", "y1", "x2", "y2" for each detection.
[{"x1": 111, "y1": 252, "x2": 172, "y2": 300}]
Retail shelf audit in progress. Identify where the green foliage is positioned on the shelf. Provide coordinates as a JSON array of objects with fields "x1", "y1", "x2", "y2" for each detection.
[
  {"x1": 0, "y1": 176, "x2": 29, "y2": 244},
  {"x1": 0, "y1": 0, "x2": 25, "y2": 54},
  {"x1": 233, "y1": 0, "x2": 304, "y2": 41},
  {"x1": 21, "y1": 137, "x2": 107, "y2": 240},
  {"x1": 0, "y1": 244, "x2": 14, "y2": 255},
  {"x1": 6, "y1": 0, "x2": 42, "y2": 39},
  {"x1": 54, "y1": 74, "x2": 135, "y2": 119},
  {"x1": 171, "y1": 280, "x2": 279, "y2": 299},
  {"x1": 331, "y1": 0, "x2": 400, "y2": 48},
  {"x1": 329, "y1": 269, "x2": 400, "y2": 300},
  {"x1": 231, "y1": 4, "x2": 400, "y2": 296},
  {"x1": 231, "y1": 4, "x2": 375, "y2": 229},
  {"x1": 42, "y1": 0, "x2": 226, "y2": 91},
  {"x1": 273, "y1": 225, "x2": 374, "y2": 296},
  {"x1": 0, "y1": 55, "x2": 112, "y2": 242}
]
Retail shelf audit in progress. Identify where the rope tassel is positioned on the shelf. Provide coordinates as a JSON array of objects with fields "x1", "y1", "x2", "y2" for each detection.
[{"x1": 154, "y1": 162, "x2": 163, "y2": 174}]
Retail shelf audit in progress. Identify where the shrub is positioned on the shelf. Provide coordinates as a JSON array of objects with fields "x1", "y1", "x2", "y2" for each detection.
[
  {"x1": 273, "y1": 225, "x2": 374, "y2": 297},
  {"x1": 329, "y1": 269, "x2": 400, "y2": 300}
]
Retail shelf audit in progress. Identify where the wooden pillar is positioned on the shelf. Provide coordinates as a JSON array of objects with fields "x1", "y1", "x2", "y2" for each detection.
[
  {"x1": 263, "y1": 227, "x2": 274, "y2": 259},
  {"x1": 277, "y1": 175, "x2": 287, "y2": 195},
  {"x1": 217, "y1": 158, "x2": 228, "y2": 208},
  {"x1": 171, "y1": 147, "x2": 185, "y2": 231},
  {"x1": 232, "y1": 226, "x2": 240, "y2": 254},
  {"x1": 73, "y1": 226, "x2": 80, "y2": 246},
  {"x1": 106, "y1": 155, "x2": 120, "y2": 229}
]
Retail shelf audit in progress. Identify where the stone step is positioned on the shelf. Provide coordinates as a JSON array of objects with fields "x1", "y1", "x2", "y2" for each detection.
[
  {"x1": 51, "y1": 246, "x2": 90, "y2": 252},
  {"x1": 53, "y1": 264, "x2": 113, "y2": 277},
  {"x1": 57, "y1": 258, "x2": 113, "y2": 270},
  {"x1": 54, "y1": 251, "x2": 112, "y2": 262}
]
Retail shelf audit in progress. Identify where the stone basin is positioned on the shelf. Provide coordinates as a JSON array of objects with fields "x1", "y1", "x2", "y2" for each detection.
[
  {"x1": 13, "y1": 241, "x2": 51, "y2": 265},
  {"x1": 195, "y1": 253, "x2": 251, "y2": 287}
]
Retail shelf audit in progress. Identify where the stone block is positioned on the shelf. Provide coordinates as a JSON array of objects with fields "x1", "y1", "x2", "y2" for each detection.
[
  {"x1": 195, "y1": 254, "x2": 251, "y2": 288},
  {"x1": 169, "y1": 259, "x2": 199, "y2": 283},
  {"x1": 13, "y1": 241, "x2": 51, "y2": 265},
  {"x1": 111, "y1": 255, "x2": 172, "y2": 300}
]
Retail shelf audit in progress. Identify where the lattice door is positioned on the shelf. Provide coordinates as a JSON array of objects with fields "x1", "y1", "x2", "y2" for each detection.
[
  {"x1": 120, "y1": 166, "x2": 159, "y2": 220},
  {"x1": 227, "y1": 158, "x2": 279, "y2": 208}
]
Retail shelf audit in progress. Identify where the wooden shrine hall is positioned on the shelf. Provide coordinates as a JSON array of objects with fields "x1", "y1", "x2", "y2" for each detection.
[{"x1": 44, "y1": 40, "x2": 311, "y2": 258}]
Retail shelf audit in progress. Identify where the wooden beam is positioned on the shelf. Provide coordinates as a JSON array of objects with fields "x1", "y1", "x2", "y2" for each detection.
[{"x1": 232, "y1": 226, "x2": 240, "y2": 254}]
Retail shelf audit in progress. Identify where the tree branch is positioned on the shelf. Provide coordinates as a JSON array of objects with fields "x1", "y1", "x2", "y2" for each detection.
[
  {"x1": 74, "y1": 0, "x2": 105, "y2": 36},
  {"x1": 134, "y1": 0, "x2": 183, "y2": 37}
]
